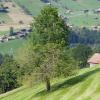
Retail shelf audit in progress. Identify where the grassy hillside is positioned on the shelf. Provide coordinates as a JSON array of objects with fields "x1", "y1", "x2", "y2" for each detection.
[
  {"x1": 0, "y1": 66, "x2": 100, "y2": 100},
  {"x1": 0, "y1": 0, "x2": 99, "y2": 55},
  {"x1": 0, "y1": 13, "x2": 12, "y2": 24},
  {"x1": 13, "y1": 0, "x2": 45, "y2": 16},
  {"x1": 0, "y1": 31, "x2": 8, "y2": 36},
  {"x1": 0, "y1": 39, "x2": 25, "y2": 55},
  {"x1": 13, "y1": 0, "x2": 100, "y2": 14},
  {"x1": 13, "y1": 0, "x2": 100, "y2": 27},
  {"x1": 58, "y1": 0, "x2": 100, "y2": 11}
]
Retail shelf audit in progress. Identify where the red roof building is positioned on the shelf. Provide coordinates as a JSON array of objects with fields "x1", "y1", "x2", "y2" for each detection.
[{"x1": 88, "y1": 53, "x2": 100, "y2": 67}]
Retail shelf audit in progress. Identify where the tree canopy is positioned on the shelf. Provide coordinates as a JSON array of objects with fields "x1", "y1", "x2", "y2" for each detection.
[
  {"x1": 17, "y1": 6, "x2": 78, "y2": 91},
  {"x1": 0, "y1": 55, "x2": 20, "y2": 93},
  {"x1": 72, "y1": 44, "x2": 92, "y2": 68}
]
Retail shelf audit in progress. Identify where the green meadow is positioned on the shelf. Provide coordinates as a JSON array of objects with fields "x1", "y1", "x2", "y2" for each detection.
[
  {"x1": 0, "y1": 0, "x2": 99, "y2": 55},
  {"x1": 13, "y1": 0, "x2": 45, "y2": 16},
  {"x1": 0, "y1": 31, "x2": 8, "y2": 36},
  {"x1": 58, "y1": 0, "x2": 100, "y2": 11},
  {"x1": 13, "y1": 0, "x2": 100, "y2": 27},
  {"x1": 0, "y1": 66, "x2": 100, "y2": 100},
  {"x1": 0, "y1": 39, "x2": 25, "y2": 55}
]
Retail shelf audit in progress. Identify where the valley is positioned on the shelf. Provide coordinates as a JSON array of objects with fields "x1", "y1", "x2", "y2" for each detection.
[{"x1": 0, "y1": 1, "x2": 100, "y2": 100}]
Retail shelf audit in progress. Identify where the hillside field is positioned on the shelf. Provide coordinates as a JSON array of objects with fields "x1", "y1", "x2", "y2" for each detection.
[
  {"x1": 0, "y1": 39, "x2": 25, "y2": 55},
  {"x1": 0, "y1": 13, "x2": 12, "y2": 24},
  {"x1": 0, "y1": 0, "x2": 99, "y2": 55},
  {"x1": 13, "y1": 0, "x2": 45, "y2": 16},
  {"x1": 0, "y1": 66, "x2": 100, "y2": 100},
  {"x1": 0, "y1": 2, "x2": 13, "y2": 24},
  {"x1": 0, "y1": 1, "x2": 33, "y2": 31},
  {"x1": 0, "y1": 0, "x2": 33, "y2": 54},
  {"x1": 0, "y1": 31, "x2": 8, "y2": 36},
  {"x1": 13, "y1": 0, "x2": 100, "y2": 27}
]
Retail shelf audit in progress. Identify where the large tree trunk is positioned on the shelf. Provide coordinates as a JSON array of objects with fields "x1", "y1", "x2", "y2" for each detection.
[{"x1": 45, "y1": 76, "x2": 51, "y2": 91}]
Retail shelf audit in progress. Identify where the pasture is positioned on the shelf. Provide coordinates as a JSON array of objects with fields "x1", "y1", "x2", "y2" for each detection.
[
  {"x1": 0, "y1": 2, "x2": 11, "y2": 24},
  {"x1": 0, "y1": 66, "x2": 100, "y2": 100},
  {"x1": 0, "y1": 0, "x2": 100, "y2": 55},
  {"x1": 0, "y1": 13, "x2": 12, "y2": 24},
  {"x1": 66, "y1": 12, "x2": 100, "y2": 27},
  {"x1": 0, "y1": 31, "x2": 8, "y2": 36},
  {"x1": 57, "y1": 0, "x2": 100, "y2": 11},
  {"x1": 0, "y1": 1, "x2": 33, "y2": 31},
  {"x1": 0, "y1": 39, "x2": 25, "y2": 55},
  {"x1": 13, "y1": 0, "x2": 45, "y2": 16},
  {"x1": 54, "y1": 0, "x2": 100, "y2": 27},
  {"x1": 0, "y1": 0, "x2": 99, "y2": 28},
  {"x1": 13, "y1": 0, "x2": 100, "y2": 27}
]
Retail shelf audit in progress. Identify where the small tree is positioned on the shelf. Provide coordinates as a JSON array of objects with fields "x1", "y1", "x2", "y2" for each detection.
[
  {"x1": 9, "y1": 27, "x2": 14, "y2": 36},
  {"x1": 17, "y1": 6, "x2": 78, "y2": 91},
  {"x1": 0, "y1": 4, "x2": 4, "y2": 9}
]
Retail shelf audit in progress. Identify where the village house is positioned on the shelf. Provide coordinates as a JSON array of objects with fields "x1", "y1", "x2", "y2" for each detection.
[
  {"x1": 0, "y1": 27, "x2": 32, "y2": 43},
  {"x1": 96, "y1": 8, "x2": 100, "y2": 13},
  {"x1": 94, "y1": 8, "x2": 100, "y2": 13},
  {"x1": 8, "y1": 36, "x2": 16, "y2": 40},
  {"x1": 88, "y1": 53, "x2": 100, "y2": 67}
]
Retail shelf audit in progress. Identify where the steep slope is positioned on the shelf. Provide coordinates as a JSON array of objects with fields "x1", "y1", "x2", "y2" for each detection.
[{"x1": 0, "y1": 66, "x2": 100, "y2": 100}]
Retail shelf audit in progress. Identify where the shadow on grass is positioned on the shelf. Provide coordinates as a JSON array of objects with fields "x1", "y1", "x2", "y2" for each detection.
[{"x1": 34, "y1": 67, "x2": 100, "y2": 97}]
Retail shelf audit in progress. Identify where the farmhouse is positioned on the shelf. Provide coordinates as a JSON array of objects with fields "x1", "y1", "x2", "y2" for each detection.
[
  {"x1": 96, "y1": 8, "x2": 100, "y2": 12},
  {"x1": 88, "y1": 53, "x2": 100, "y2": 67},
  {"x1": 0, "y1": 8, "x2": 7, "y2": 12},
  {"x1": 94, "y1": 8, "x2": 100, "y2": 13}
]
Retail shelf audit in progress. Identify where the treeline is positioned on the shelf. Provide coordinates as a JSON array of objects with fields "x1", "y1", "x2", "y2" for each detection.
[
  {"x1": 0, "y1": 54, "x2": 21, "y2": 93},
  {"x1": 0, "y1": 44, "x2": 93, "y2": 93},
  {"x1": 69, "y1": 28, "x2": 100, "y2": 46},
  {"x1": 0, "y1": 54, "x2": 32, "y2": 94}
]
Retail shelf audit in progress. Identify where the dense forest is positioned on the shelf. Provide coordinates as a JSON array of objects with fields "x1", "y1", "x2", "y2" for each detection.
[
  {"x1": 69, "y1": 28, "x2": 100, "y2": 45},
  {"x1": 69, "y1": 28, "x2": 100, "y2": 52}
]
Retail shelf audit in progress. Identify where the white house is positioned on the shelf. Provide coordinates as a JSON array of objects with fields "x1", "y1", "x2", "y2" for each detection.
[{"x1": 88, "y1": 53, "x2": 100, "y2": 67}]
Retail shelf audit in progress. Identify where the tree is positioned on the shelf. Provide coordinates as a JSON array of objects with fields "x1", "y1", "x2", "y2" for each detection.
[
  {"x1": 0, "y1": 4, "x2": 4, "y2": 9},
  {"x1": 9, "y1": 27, "x2": 14, "y2": 36},
  {"x1": 0, "y1": 55, "x2": 20, "y2": 93},
  {"x1": 0, "y1": 53, "x2": 3, "y2": 65},
  {"x1": 72, "y1": 44, "x2": 92, "y2": 68},
  {"x1": 17, "y1": 6, "x2": 78, "y2": 91}
]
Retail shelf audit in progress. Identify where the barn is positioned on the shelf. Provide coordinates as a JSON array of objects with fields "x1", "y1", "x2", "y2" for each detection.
[{"x1": 88, "y1": 53, "x2": 100, "y2": 67}]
